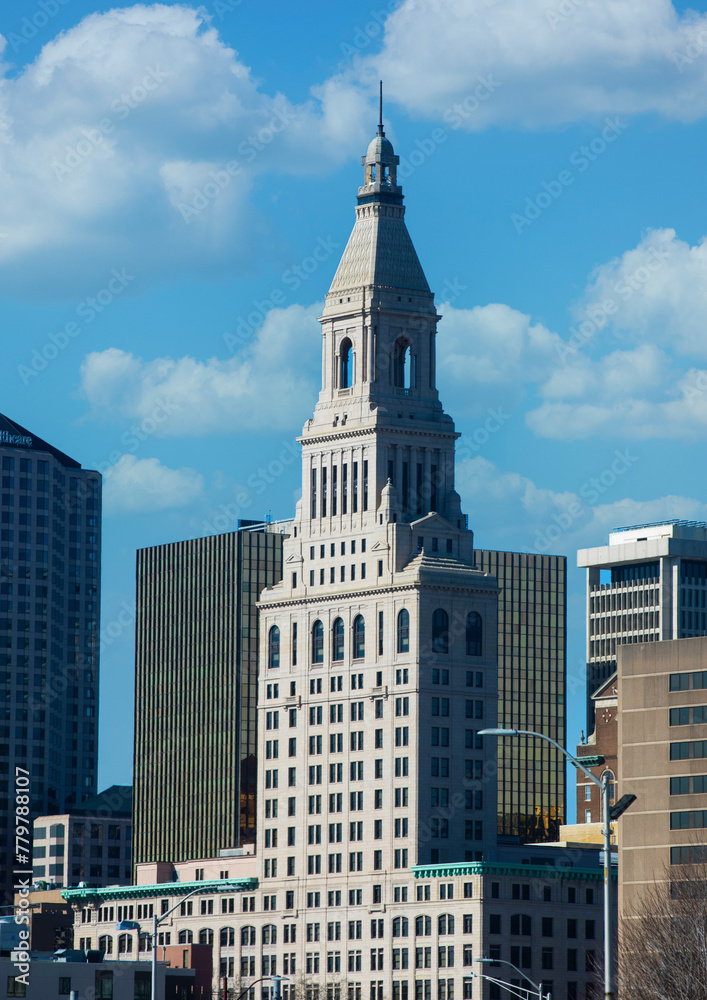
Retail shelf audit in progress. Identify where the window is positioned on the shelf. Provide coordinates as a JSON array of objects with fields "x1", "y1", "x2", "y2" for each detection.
[
  {"x1": 340, "y1": 338, "x2": 353, "y2": 388},
  {"x1": 333, "y1": 618, "x2": 345, "y2": 661},
  {"x1": 95, "y1": 973, "x2": 113, "y2": 999},
  {"x1": 432, "y1": 609, "x2": 449, "y2": 654},
  {"x1": 7, "y1": 979, "x2": 27, "y2": 998},
  {"x1": 465, "y1": 612, "x2": 482, "y2": 656},
  {"x1": 268, "y1": 625, "x2": 280, "y2": 668},
  {"x1": 353, "y1": 615, "x2": 365, "y2": 659},
  {"x1": 397, "y1": 609, "x2": 409, "y2": 653},
  {"x1": 393, "y1": 338, "x2": 414, "y2": 389},
  {"x1": 311, "y1": 619, "x2": 324, "y2": 663}
]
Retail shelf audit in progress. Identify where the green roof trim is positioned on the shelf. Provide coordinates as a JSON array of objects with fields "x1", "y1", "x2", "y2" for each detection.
[
  {"x1": 576, "y1": 755, "x2": 606, "y2": 767},
  {"x1": 412, "y1": 862, "x2": 614, "y2": 882},
  {"x1": 62, "y1": 877, "x2": 258, "y2": 904}
]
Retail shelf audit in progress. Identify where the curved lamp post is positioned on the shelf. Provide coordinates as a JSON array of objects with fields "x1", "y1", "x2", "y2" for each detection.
[
  {"x1": 476, "y1": 957, "x2": 544, "y2": 1000},
  {"x1": 479, "y1": 728, "x2": 635, "y2": 1000}
]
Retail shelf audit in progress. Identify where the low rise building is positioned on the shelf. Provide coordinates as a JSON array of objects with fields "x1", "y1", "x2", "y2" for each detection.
[
  {"x1": 63, "y1": 846, "x2": 606, "y2": 1000},
  {"x1": 32, "y1": 785, "x2": 132, "y2": 888},
  {"x1": 0, "y1": 955, "x2": 195, "y2": 999}
]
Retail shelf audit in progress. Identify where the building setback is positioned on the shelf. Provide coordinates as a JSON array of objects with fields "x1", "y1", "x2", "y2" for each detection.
[
  {"x1": 133, "y1": 523, "x2": 285, "y2": 869},
  {"x1": 0, "y1": 413, "x2": 101, "y2": 907},
  {"x1": 578, "y1": 519, "x2": 707, "y2": 729},
  {"x1": 475, "y1": 551, "x2": 566, "y2": 843}
]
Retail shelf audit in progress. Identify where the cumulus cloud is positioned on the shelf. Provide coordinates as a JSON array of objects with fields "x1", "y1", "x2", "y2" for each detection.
[
  {"x1": 102, "y1": 453, "x2": 203, "y2": 511},
  {"x1": 349, "y1": 0, "x2": 707, "y2": 128},
  {"x1": 457, "y1": 455, "x2": 707, "y2": 554},
  {"x1": 0, "y1": 4, "x2": 369, "y2": 295},
  {"x1": 79, "y1": 302, "x2": 322, "y2": 433}
]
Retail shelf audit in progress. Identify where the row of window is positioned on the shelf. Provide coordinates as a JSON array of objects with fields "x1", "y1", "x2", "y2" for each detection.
[{"x1": 268, "y1": 611, "x2": 482, "y2": 668}]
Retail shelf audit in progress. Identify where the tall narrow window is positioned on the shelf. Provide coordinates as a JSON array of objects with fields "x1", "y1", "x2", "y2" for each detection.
[
  {"x1": 312, "y1": 621, "x2": 324, "y2": 664},
  {"x1": 378, "y1": 612, "x2": 384, "y2": 656},
  {"x1": 343, "y1": 464, "x2": 348, "y2": 515},
  {"x1": 292, "y1": 622, "x2": 298, "y2": 666},
  {"x1": 268, "y1": 626, "x2": 280, "y2": 669},
  {"x1": 353, "y1": 616, "x2": 365, "y2": 660},
  {"x1": 333, "y1": 618, "x2": 345, "y2": 661},
  {"x1": 353, "y1": 462, "x2": 359, "y2": 514},
  {"x1": 430, "y1": 464, "x2": 437, "y2": 513},
  {"x1": 397, "y1": 610, "x2": 409, "y2": 654},
  {"x1": 332, "y1": 466, "x2": 338, "y2": 517},
  {"x1": 393, "y1": 339, "x2": 413, "y2": 389},
  {"x1": 416, "y1": 463, "x2": 423, "y2": 515},
  {"x1": 432, "y1": 609, "x2": 449, "y2": 654},
  {"x1": 363, "y1": 461, "x2": 368, "y2": 511},
  {"x1": 311, "y1": 468, "x2": 317, "y2": 520},
  {"x1": 402, "y1": 462, "x2": 409, "y2": 511},
  {"x1": 340, "y1": 338, "x2": 353, "y2": 388},
  {"x1": 322, "y1": 468, "x2": 328, "y2": 518},
  {"x1": 466, "y1": 613, "x2": 482, "y2": 657}
]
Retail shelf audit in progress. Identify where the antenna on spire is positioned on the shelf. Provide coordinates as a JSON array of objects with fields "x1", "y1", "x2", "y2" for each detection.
[{"x1": 378, "y1": 80, "x2": 384, "y2": 134}]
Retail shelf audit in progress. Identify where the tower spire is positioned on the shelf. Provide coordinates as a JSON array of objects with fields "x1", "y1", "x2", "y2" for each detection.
[{"x1": 378, "y1": 80, "x2": 384, "y2": 134}]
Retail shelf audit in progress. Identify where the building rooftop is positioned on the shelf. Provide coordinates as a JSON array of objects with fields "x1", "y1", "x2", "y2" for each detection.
[{"x1": 0, "y1": 412, "x2": 81, "y2": 469}]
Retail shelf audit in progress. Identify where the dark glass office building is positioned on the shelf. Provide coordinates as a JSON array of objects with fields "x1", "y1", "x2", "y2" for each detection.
[
  {"x1": 0, "y1": 413, "x2": 101, "y2": 905},
  {"x1": 133, "y1": 522, "x2": 285, "y2": 868},
  {"x1": 475, "y1": 550, "x2": 566, "y2": 843}
]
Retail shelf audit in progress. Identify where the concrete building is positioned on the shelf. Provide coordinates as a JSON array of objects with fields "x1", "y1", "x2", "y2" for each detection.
[
  {"x1": 0, "y1": 413, "x2": 101, "y2": 907},
  {"x1": 0, "y1": 955, "x2": 195, "y2": 999},
  {"x1": 62, "y1": 845, "x2": 606, "y2": 1000},
  {"x1": 32, "y1": 784, "x2": 132, "y2": 888},
  {"x1": 618, "y1": 635, "x2": 707, "y2": 916},
  {"x1": 475, "y1": 551, "x2": 567, "y2": 844},
  {"x1": 578, "y1": 519, "x2": 707, "y2": 729},
  {"x1": 133, "y1": 522, "x2": 286, "y2": 869}
]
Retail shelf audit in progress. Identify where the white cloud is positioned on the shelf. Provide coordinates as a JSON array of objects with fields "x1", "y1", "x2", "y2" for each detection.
[
  {"x1": 349, "y1": 0, "x2": 707, "y2": 128},
  {"x1": 79, "y1": 302, "x2": 322, "y2": 433},
  {"x1": 457, "y1": 455, "x2": 707, "y2": 554},
  {"x1": 0, "y1": 5, "x2": 369, "y2": 295},
  {"x1": 102, "y1": 453, "x2": 203, "y2": 512}
]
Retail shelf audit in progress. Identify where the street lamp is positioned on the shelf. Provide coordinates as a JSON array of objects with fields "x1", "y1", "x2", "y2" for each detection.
[
  {"x1": 147, "y1": 883, "x2": 258, "y2": 1000},
  {"x1": 472, "y1": 969, "x2": 539, "y2": 1000},
  {"x1": 479, "y1": 728, "x2": 635, "y2": 1000},
  {"x1": 476, "y1": 957, "x2": 544, "y2": 1000}
]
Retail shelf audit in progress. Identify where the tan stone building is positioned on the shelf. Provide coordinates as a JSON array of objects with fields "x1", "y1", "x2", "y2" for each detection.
[{"x1": 618, "y1": 634, "x2": 707, "y2": 916}]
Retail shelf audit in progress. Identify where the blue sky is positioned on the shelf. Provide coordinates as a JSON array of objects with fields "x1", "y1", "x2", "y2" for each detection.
[{"x1": 3, "y1": 0, "x2": 707, "y2": 822}]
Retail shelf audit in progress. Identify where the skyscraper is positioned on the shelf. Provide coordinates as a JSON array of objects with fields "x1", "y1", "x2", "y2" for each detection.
[
  {"x1": 133, "y1": 522, "x2": 285, "y2": 869},
  {"x1": 0, "y1": 413, "x2": 101, "y2": 906},
  {"x1": 578, "y1": 519, "x2": 707, "y2": 727},
  {"x1": 255, "y1": 115, "x2": 500, "y2": 890},
  {"x1": 475, "y1": 550, "x2": 566, "y2": 842}
]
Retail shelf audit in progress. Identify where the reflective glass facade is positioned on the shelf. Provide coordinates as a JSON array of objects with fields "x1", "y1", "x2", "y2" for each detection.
[
  {"x1": 133, "y1": 524, "x2": 284, "y2": 869},
  {"x1": 474, "y1": 550, "x2": 566, "y2": 843}
]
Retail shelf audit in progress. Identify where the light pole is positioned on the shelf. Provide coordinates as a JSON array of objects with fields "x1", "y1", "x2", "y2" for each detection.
[
  {"x1": 476, "y1": 957, "x2": 544, "y2": 1000},
  {"x1": 147, "y1": 883, "x2": 255, "y2": 1000},
  {"x1": 472, "y1": 969, "x2": 538, "y2": 1000},
  {"x1": 479, "y1": 728, "x2": 635, "y2": 1000}
]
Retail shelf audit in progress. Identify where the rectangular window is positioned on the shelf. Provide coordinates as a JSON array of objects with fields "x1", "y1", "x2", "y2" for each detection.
[
  {"x1": 363, "y1": 461, "x2": 368, "y2": 510},
  {"x1": 322, "y1": 466, "x2": 328, "y2": 518},
  {"x1": 343, "y1": 464, "x2": 348, "y2": 514},
  {"x1": 311, "y1": 468, "x2": 317, "y2": 519},
  {"x1": 353, "y1": 462, "x2": 358, "y2": 513}
]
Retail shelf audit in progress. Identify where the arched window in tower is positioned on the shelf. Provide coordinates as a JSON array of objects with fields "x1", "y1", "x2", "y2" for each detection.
[
  {"x1": 353, "y1": 615, "x2": 365, "y2": 660},
  {"x1": 268, "y1": 625, "x2": 280, "y2": 669},
  {"x1": 397, "y1": 609, "x2": 410, "y2": 654},
  {"x1": 466, "y1": 613, "x2": 482, "y2": 657},
  {"x1": 393, "y1": 338, "x2": 415, "y2": 390},
  {"x1": 432, "y1": 609, "x2": 449, "y2": 654},
  {"x1": 311, "y1": 620, "x2": 324, "y2": 664},
  {"x1": 340, "y1": 338, "x2": 353, "y2": 389},
  {"x1": 332, "y1": 617, "x2": 345, "y2": 661}
]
